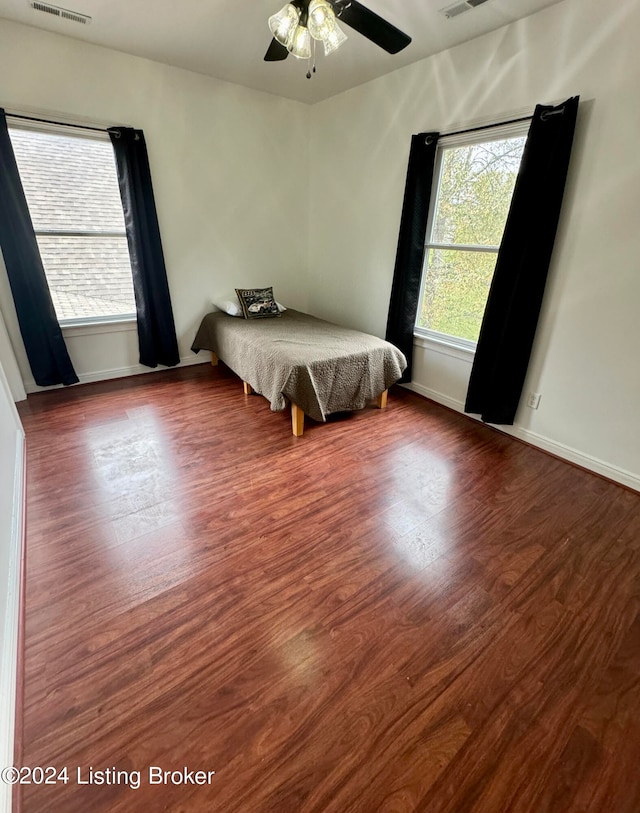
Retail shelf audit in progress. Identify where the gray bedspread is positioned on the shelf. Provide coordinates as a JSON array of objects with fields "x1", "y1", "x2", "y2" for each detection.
[{"x1": 191, "y1": 309, "x2": 407, "y2": 422}]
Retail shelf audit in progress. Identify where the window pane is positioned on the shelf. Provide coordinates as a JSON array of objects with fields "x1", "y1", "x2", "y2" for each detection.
[
  {"x1": 37, "y1": 235, "x2": 136, "y2": 321},
  {"x1": 431, "y1": 137, "x2": 526, "y2": 247},
  {"x1": 417, "y1": 248, "x2": 497, "y2": 342},
  {"x1": 9, "y1": 128, "x2": 126, "y2": 233}
]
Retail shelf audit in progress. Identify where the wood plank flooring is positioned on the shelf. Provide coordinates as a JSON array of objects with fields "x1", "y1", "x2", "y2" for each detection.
[{"x1": 15, "y1": 362, "x2": 640, "y2": 812}]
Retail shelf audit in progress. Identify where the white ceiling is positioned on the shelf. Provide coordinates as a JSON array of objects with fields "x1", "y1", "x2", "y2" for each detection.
[{"x1": 0, "y1": 0, "x2": 566, "y2": 104}]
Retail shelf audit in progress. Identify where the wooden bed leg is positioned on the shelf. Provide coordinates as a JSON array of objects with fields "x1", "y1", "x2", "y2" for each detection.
[
  {"x1": 375, "y1": 389, "x2": 388, "y2": 409},
  {"x1": 291, "y1": 403, "x2": 304, "y2": 437},
  {"x1": 243, "y1": 381, "x2": 253, "y2": 395},
  {"x1": 210, "y1": 352, "x2": 218, "y2": 366}
]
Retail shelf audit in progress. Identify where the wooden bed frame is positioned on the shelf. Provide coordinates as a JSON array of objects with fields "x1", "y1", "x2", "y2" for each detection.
[{"x1": 211, "y1": 351, "x2": 388, "y2": 437}]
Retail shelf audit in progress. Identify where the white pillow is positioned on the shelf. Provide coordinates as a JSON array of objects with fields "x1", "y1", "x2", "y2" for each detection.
[
  {"x1": 212, "y1": 297, "x2": 242, "y2": 317},
  {"x1": 213, "y1": 294, "x2": 286, "y2": 317}
]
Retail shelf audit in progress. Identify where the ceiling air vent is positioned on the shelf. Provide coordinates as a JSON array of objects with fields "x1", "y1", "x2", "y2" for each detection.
[
  {"x1": 440, "y1": 0, "x2": 490, "y2": 19},
  {"x1": 29, "y1": 2, "x2": 91, "y2": 25}
]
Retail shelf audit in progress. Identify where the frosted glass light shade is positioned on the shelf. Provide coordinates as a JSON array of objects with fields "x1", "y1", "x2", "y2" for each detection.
[
  {"x1": 323, "y1": 21, "x2": 348, "y2": 55},
  {"x1": 289, "y1": 24, "x2": 311, "y2": 59},
  {"x1": 268, "y1": 3, "x2": 300, "y2": 48},
  {"x1": 308, "y1": 0, "x2": 335, "y2": 41}
]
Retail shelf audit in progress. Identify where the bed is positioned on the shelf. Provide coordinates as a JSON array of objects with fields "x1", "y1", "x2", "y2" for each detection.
[{"x1": 191, "y1": 309, "x2": 407, "y2": 436}]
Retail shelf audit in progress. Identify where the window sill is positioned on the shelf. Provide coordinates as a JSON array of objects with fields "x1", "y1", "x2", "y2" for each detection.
[
  {"x1": 60, "y1": 317, "x2": 137, "y2": 337},
  {"x1": 413, "y1": 328, "x2": 476, "y2": 362}
]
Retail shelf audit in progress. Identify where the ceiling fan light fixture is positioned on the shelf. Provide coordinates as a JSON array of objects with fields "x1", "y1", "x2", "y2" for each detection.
[
  {"x1": 322, "y1": 20, "x2": 348, "y2": 55},
  {"x1": 308, "y1": 0, "x2": 335, "y2": 41},
  {"x1": 288, "y1": 24, "x2": 311, "y2": 59},
  {"x1": 265, "y1": 0, "x2": 410, "y2": 72},
  {"x1": 268, "y1": 3, "x2": 300, "y2": 48}
]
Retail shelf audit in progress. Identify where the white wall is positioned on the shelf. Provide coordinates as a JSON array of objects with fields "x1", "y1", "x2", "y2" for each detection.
[
  {"x1": 0, "y1": 18, "x2": 310, "y2": 392},
  {"x1": 308, "y1": 0, "x2": 640, "y2": 489},
  {"x1": 0, "y1": 307, "x2": 25, "y2": 403},
  {"x1": 0, "y1": 356, "x2": 24, "y2": 813}
]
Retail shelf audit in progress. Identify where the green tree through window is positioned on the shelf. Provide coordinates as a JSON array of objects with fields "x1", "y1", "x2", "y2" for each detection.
[{"x1": 417, "y1": 131, "x2": 527, "y2": 343}]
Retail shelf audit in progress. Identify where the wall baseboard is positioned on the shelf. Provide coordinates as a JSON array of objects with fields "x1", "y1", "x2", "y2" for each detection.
[
  {"x1": 24, "y1": 354, "x2": 207, "y2": 394},
  {"x1": 0, "y1": 430, "x2": 25, "y2": 813},
  {"x1": 404, "y1": 381, "x2": 640, "y2": 493}
]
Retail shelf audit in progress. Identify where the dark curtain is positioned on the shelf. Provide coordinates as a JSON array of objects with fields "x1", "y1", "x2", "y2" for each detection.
[
  {"x1": 0, "y1": 109, "x2": 78, "y2": 386},
  {"x1": 465, "y1": 96, "x2": 579, "y2": 424},
  {"x1": 385, "y1": 132, "x2": 439, "y2": 382},
  {"x1": 108, "y1": 127, "x2": 180, "y2": 368}
]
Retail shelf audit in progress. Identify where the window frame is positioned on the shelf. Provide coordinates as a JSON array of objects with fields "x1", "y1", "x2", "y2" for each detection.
[
  {"x1": 7, "y1": 117, "x2": 136, "y2": 328},
  {"x1": 414, "y1": 119, "x2": 530, "y2": 353}
]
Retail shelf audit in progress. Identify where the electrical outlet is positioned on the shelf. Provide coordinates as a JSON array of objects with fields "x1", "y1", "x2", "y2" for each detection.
[{"x1": 527, "y1": 392, "x2": 541, "y2": 409}]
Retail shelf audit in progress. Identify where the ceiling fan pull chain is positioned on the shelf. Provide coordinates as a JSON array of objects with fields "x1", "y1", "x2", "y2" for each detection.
[{"x1": 306, "y1": 37, "x2": 317, "y2": 78}]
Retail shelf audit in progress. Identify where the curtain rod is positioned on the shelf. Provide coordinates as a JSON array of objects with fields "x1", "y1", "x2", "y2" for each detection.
[
  {"x1": 441, "y1": 114, "x2": 533, "y2": 139},
  {"x1": 439, "y1": 105, "x2": 567, "y2": 140},
  {"x1": 6, "y1": 112, "x2": 109, "y2": 133}
]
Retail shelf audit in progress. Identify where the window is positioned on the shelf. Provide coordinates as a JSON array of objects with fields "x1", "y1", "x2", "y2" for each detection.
[
  {"x1": 8, "y1": 122, "x2": 135, "y2": 325},
  {"x1": 415, "y1": 122, "x2": 528, "y2": 347}
]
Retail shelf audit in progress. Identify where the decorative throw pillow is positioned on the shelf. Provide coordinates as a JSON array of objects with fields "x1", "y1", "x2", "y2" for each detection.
[
  {"x1": 213, "y1": 293, "x2": 286, "y2": 317},
  {"x1": 235, "y1": 287, "x2": 281, "y2": 319}
]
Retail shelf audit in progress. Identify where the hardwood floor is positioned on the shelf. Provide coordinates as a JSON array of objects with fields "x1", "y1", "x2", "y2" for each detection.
[{"x1": 16, "y1": 362, "x2": 640, "y2": 812}]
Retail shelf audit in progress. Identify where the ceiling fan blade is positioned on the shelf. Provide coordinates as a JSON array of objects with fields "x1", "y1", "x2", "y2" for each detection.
[
  {"x1": 333, "y1": 1, "x2": 411, "y2": 54},
  {"x1": 264, "y1": 38, "x2": 289, "y2": 61}
]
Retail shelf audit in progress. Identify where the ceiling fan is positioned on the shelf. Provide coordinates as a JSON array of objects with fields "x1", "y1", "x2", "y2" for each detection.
[{"x1": 265, "y1": 0, "x2": 411, "y2": 71}]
